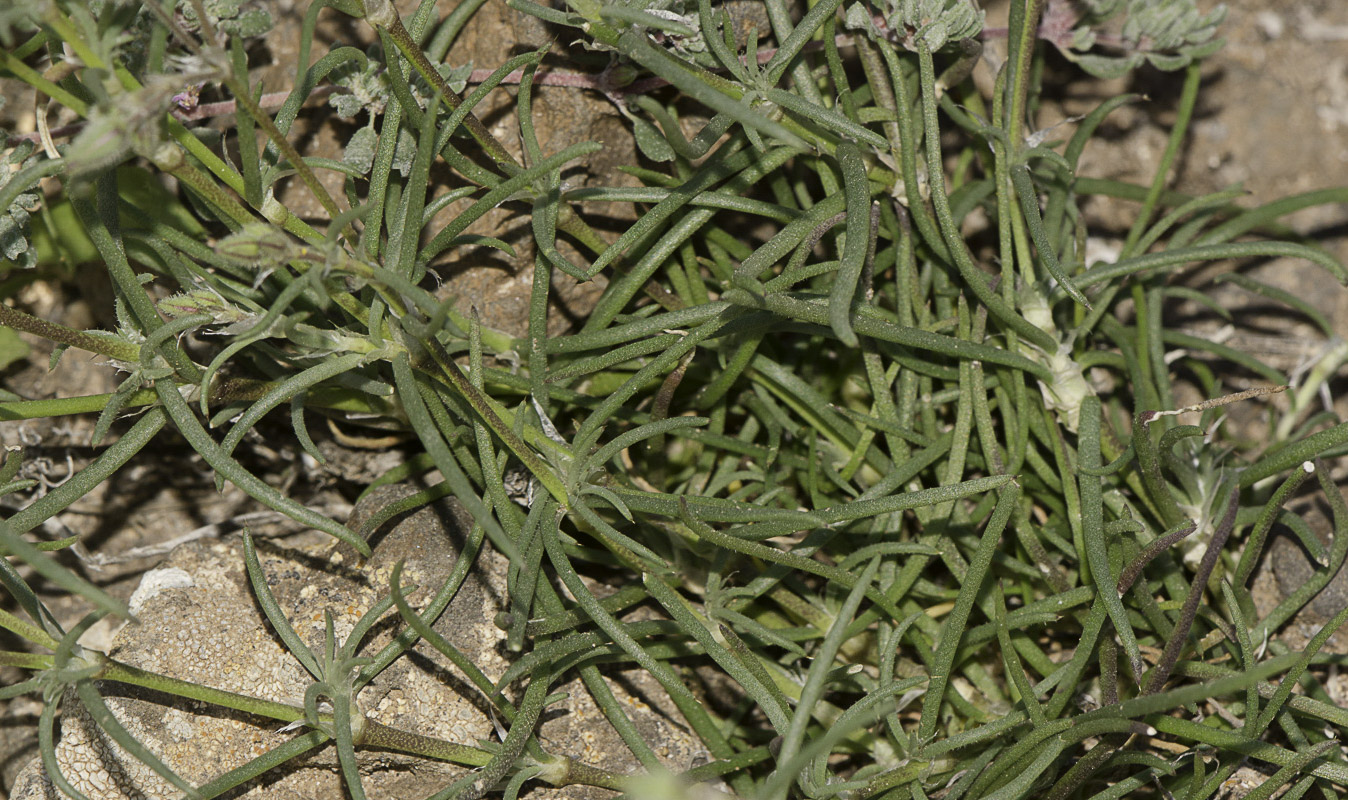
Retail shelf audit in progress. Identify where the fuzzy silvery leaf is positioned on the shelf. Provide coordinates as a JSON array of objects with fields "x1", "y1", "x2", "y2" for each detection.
[
  {"x1": 65, "y1": 75, "x2": 191, "y2": 179},
  {"x1": 1067, "y1": 0, "x2": 1226, "y2": 75},
  {"x1": 441, "y1": 63, "x2": 473, "y2": 95},
  {"x1": 218, "y1": 7, "x2": 272, "y2": 37},
  {"x1": 330, "y1": 92, "x2": 368, "y2": 120},
  {"x1": 852, "y1": 0, "x2": 982, "y2": 51},
  {"x1": 343, "y1": 125, "x2": 378, "y2": 175},
  {"x1": 1125, "y1": 2, "x2": 1217, "y2": 49},
  {"x1": 330, "y1": 54, "x2": 388, "y2": 119},
  {"x1": 1069, "y1": 51, "x2": 1144, "y2": 80},
  {"x1": 0, "y1": 206, "x2": 34, "y2": 269},
  {"x1": 0, "y1": 143, "x2": 42, "y2": 270},
  {"x1": 914, "y1": 18, "x2": 948, "y2": 51},
  {"x1": 1185, "y1": 6, "x2": 1226, "y2": 43},
  {"x1": 1076, "y1": 0, "x2": 1126, "y2": 18},
  {"x1": 891, "y1": 0, "x2": 982, "y2": 50},
  {"x1": 1145, "y1": 51, "x2": 1192, "y2": 71},
  {"x1": 1183, "y1": 37, "x2": 1225, "y2": 60},
  {"x1": 180, "y1": 0, "x2": 273, "y2": 37},
  {"x1": 1070, "y1": 25, "x2": 1097, "y2": 52},
  {"x1": 631, "y1": 115, "x2": 675, "y2": 162},
  {"x1": 843, "y1": 3, "x2": 882, "y2": 38}
]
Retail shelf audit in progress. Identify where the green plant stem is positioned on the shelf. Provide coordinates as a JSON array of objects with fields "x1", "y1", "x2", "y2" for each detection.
[
  {"x1": 0, "y1": 304, "x2": 138, "y2": 362},
  {"x1": 99, "y1": 656, "x2": 306, "y2": 723},
  {"x1": 0, "y1": 612, "x2": 60, "y2": 652},
  {"x1": 224, "y1": 74, "x2": 350, "y2": 236},
  {"x1": 1003, "y1": 0, "x2": 1043, "y2": 150},
  {"x1": 1120, "y1": 62, "x2": 1203, "y2": 259},
  {"x1": 549, "y1": 758, "x2": 627, "y2": 790},
  {"x1": 1079, "y1": 396, "x2": 1145, "y2": 680},
  {"x1": 1234, "y1": 463, "x2": 1314, "y2": 587},
  {"x1": 358, "y1": 718, "x2": 490, "y2": 766},
  {"x1": 73, "y1": 175, "x2": 202, "y2": 383},
  {"x1": 365, "y1": 1, "x2": 520, "y2": 172},
  {"x1": 407, "y1": 334, "x2": 568, "y2": 505},
  {"x1": 771, "y1": 556, "x2": 881, "y2": 797},
  {"x1": 1148, "y1": 716, "x2": 1348, "y2": 784},
  {"x1": 918, "y1": 485, "x2": 1018, "y2": 740},
  {"x1": 194, "y1": 732, "x2": 328, "y2": 799},
  {"x1": 162, "y1": 159, "x2": 258, "y2": 229},
  {"x1": 915, "y1": 48, "x2": 1056, "y2": 352}
]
